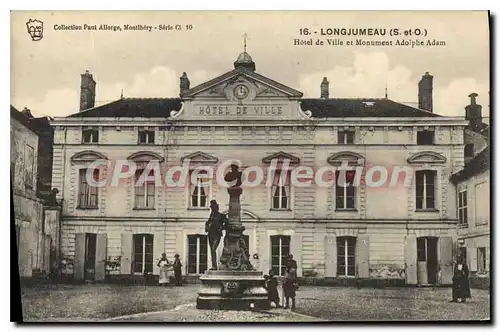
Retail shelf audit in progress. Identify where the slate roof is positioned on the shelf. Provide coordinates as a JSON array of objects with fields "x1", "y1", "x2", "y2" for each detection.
[
  {"x1": 300, "y1": 98, "x2": 441, "y2": 118},
  {"x1": 11, "y1": 105, "x2": 52, "y2": 134},
  {"x1": 450, "y1": 146, "x2": 490, "y2": 183},
  {"x1": 68, "y1": 98, "x2": 183, "y2": 118},
  {"x1": 68, "y1": 97, "x2": 440, "y2": 118}
]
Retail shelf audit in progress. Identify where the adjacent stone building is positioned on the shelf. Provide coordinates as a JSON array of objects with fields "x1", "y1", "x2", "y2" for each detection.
[
  {"x1": 451, "y1": 94, "x2": 490, "y2": 288},
  {"x1": 50, "y1": 52, "x2": 470, "y2": 285},
  {"x1": 11, "y1": 106, "x2": 58, "y2": 278}
]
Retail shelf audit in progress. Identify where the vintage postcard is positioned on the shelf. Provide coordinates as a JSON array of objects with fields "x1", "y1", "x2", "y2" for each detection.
[{"x1": 11, "y1": 11, "x2": 490, "y2": 323}]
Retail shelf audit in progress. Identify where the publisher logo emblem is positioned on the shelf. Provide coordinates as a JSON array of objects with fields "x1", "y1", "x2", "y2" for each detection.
[{"x1": 26, "y1": 19, "x2": 43, "y2": 41}]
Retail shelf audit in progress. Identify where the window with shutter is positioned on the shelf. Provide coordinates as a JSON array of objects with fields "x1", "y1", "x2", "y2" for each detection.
[
  {"x1": 271, "y1": 171, "x2": 291, "y2": 210},
  {"x1": 415, "y1": 170, "x2": 436, "y2": 211},
  {"x1": 190, "y1": 170, "x2": 210, "y2": 208},
  {"x1": 270, "y1": 235, "x2": 290, "y2": 276},
  {"x1": 337, "y1": 236, "x2": 356, "y2": 277},
  {"x1": 335, "y1": 171, "x2": 356, "y2": 210},
  {"x1": 187, "y1": 234, "x2": 208, "y2": 274},
  {"x1": 78, "y1": 168, "x2": 99, "y2": 208},
  {"x1": 134, "y1": 169, "x2": 155, "y2": 208}
]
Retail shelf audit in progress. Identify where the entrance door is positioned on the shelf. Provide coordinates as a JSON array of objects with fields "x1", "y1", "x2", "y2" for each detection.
[
  {"x1": 417, "y1": 237, "x2": 438, "y2": 285},
  {"x1": 84, "y1": 233, "x2": 97, "y2": 280}
]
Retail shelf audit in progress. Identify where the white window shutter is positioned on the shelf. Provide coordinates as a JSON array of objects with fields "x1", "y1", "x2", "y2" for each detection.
[
  {"x1": 95, "y1": 233, "x2": 107, "y2": 281},
  {"x1": 324, "y1": 235, "x2": 337, "y2": 277},
  {"x1": 259, "y1": 231, "x2": 270, "y2": 274},
  {"x1": 438, "y1": 236, "x2": 453, "y2": 284},
  {"x1": 73, "y1": 233, "x2": 86, "y2": 280},
  {"x1": 486, "y1": 247, "x2": 490, "y2": 272},
  {"x1": 467, "y1": 246, "x2": 478, "y2": 272},
  {"x1": 153, "y1": 232, "x2": 165, "y2": 275},
  {"x1": 291, "y1": 234, "x2": 302, "y2": 277},
  {"x1": 121, "y1": 233, "x2": 133, "y2": 274},
  {"x1": 404, "y1": 235, "x2": 418, "y2": 285},
  {"x1": 356, "y1": 235, "x2": 370, "y2": 278}
]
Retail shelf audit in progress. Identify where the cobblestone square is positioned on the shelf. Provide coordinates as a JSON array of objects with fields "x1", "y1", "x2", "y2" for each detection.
[{"x1": 20, "y1": 283, "x2": 490, "y2": 322}]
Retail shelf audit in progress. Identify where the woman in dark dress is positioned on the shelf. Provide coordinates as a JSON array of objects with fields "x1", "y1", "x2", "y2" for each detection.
[
  {"x1": 452, "y1": 256, "x2": 472, "y2": 303},
  {"x1": 173, "y1": 253, "x2": 183, "y2": 286},
  {"x1": 264, "y1": 269, "x2": 281, "y2": 308}
]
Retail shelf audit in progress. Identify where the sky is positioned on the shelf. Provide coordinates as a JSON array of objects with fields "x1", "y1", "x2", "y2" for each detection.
[{"x1": 11, "y1": 11, "x2": 490, "y2": 120}]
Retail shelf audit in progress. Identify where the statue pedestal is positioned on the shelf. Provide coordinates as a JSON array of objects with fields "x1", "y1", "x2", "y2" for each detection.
[
  {"x1": 196, "y1": 270, "x2": 269, "y2": 310},
  {"x1": 197, "y1": 185, "x2": 269, "y2": 310}
]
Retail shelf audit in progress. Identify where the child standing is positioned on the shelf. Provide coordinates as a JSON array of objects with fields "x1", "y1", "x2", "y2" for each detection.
[{"x1": 264, "y1": 269, "x2": 281, "y2": 308}]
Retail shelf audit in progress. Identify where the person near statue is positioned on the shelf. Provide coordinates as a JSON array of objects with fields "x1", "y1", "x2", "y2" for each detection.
[
  {"x1": 282, "y1": 263, "x2": 297, "y2": 310},
  {"x1": 173, "y1": 253, "x2": 183, "y2": 286},
  {"x1": 264, "y1": 269, "x2": 281, "y2": 308},
  {"x1": 205, "y1": 200, "x2": 228, "y2": 270},
  {"x1": 157, "y1": 253, "x2": 171, "y2": 286}
]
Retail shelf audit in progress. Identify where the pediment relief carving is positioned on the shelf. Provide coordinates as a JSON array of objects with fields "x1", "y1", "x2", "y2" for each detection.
[
  {"x1": 327, "y1": 151, "x2": 365, "y2": 166},
  {"x1": 407, "y1": 151, "x2": 447, "y2": 164},
  {"x1": 182, "y1": 68, "x2": 302, "y2": 100},
  {"x1": 71, "y1": 150, "x2": 108, "y2": 162},
  {"x1": 262, "y1": 151, "x2": 300, "y2": 164},
  {"x1": 180, "y1": 151, "x2": 218, "y2": 164}
]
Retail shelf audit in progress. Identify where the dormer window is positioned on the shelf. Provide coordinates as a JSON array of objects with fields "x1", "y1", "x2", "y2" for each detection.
[
  {"x1": 82, "y1": 128, "x2": 99, "y2": 144},
  {"x1": 417, "y1": 130, "x2": 434, "y2": 145},
  {"x1": 139, "y1": 129, "x2": 155, "y2": 144},
  {"x1": 338, "y1": 131, "x2": 355, "y2": 144}
]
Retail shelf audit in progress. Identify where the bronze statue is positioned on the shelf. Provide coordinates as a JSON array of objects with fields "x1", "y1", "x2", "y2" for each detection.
[
  {"x1": 205, "y1": 200, "x2": 228, "y2": 270},
  {"x1": 224, "y1": 163, "x2": 243, "y2": 187}
]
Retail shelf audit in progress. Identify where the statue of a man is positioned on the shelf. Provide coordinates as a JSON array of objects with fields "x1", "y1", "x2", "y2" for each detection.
[
  {"x1": 224, "y1": 164, "x2": 243, "y2": 187},
  {"x1": 205, "y1": 200, "x2": 228, "y2": 270}
]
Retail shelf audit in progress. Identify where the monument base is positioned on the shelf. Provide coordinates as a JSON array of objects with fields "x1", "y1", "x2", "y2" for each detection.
[{"x1": 196, "y1": 270, "x2": 270, "y2": 310}]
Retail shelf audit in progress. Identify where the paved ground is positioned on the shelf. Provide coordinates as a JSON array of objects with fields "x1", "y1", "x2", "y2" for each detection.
[{"x1": 20, "y1": 283, "x2": 490, "y2": 322}]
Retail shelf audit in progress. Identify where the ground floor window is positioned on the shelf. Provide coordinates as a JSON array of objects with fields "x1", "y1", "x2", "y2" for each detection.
[
  {"x1": 133, "y1": 234, "x2": 154, "y2": 274},
  {"x1": 477, "y1": 247, "x2": 486, "y2": 272},
  {"x1": 271, "y1": 235, "x2": 290, "y2": 276},
  {"x1": 187, "y1": 235, "x2": 208, "y2": 274},
  {"x1": 337, "y1": 236, "x2": 356, "y2": 277}
]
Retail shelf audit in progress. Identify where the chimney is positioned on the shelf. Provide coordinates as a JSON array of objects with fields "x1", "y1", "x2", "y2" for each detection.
[
  {"x1": 418, "y1": 72, "x2": 433, "y2": 112},
  {"x1": 465, "y1": 92, "x2": 482, "y2": 132},
  {"x1": 179, "y1": 72, "x2": 190, "y2": 96},
  {"x1": 320, "y1": 77, "x2": 329, "y2": 99},
  {"x1": 80, "y1": 70, "x2": 96, "y2": 112}
]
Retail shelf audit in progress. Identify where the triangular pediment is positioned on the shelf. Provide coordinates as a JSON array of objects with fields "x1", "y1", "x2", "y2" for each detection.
[
  {"x1": 262, "y1": 151, "x2": 300, "y2": 164},
  {"x1": 407, "y1": 151, "x2": 447, "y2": 164},
  {"x1": 181, "y1": 67, "x2": 303, "y2": 100},
  {"x1": 71, "y1": 150, "x2": 108, "y2": 162},
  {"x1": 327, "y1": 151, "x2": 365, "y2": 166},
  {"x1": 180, "y1": 151, "x2": 218, "y2": 164}
]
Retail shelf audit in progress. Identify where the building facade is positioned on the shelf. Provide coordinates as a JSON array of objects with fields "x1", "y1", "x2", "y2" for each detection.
[
  {"x1": 11, "y1": 106, "x2": 58, "y2": 277},
  {"x1": 452, "y1": 94, "x2": 490, "y2": 288},
  {"x1": 50, "y1": 53, "x2": 469, "y2": 285}
]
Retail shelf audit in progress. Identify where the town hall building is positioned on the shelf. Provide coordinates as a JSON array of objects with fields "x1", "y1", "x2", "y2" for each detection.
[{"x1": 50, "y1": 51, "x2": 470, "y2": 285}]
